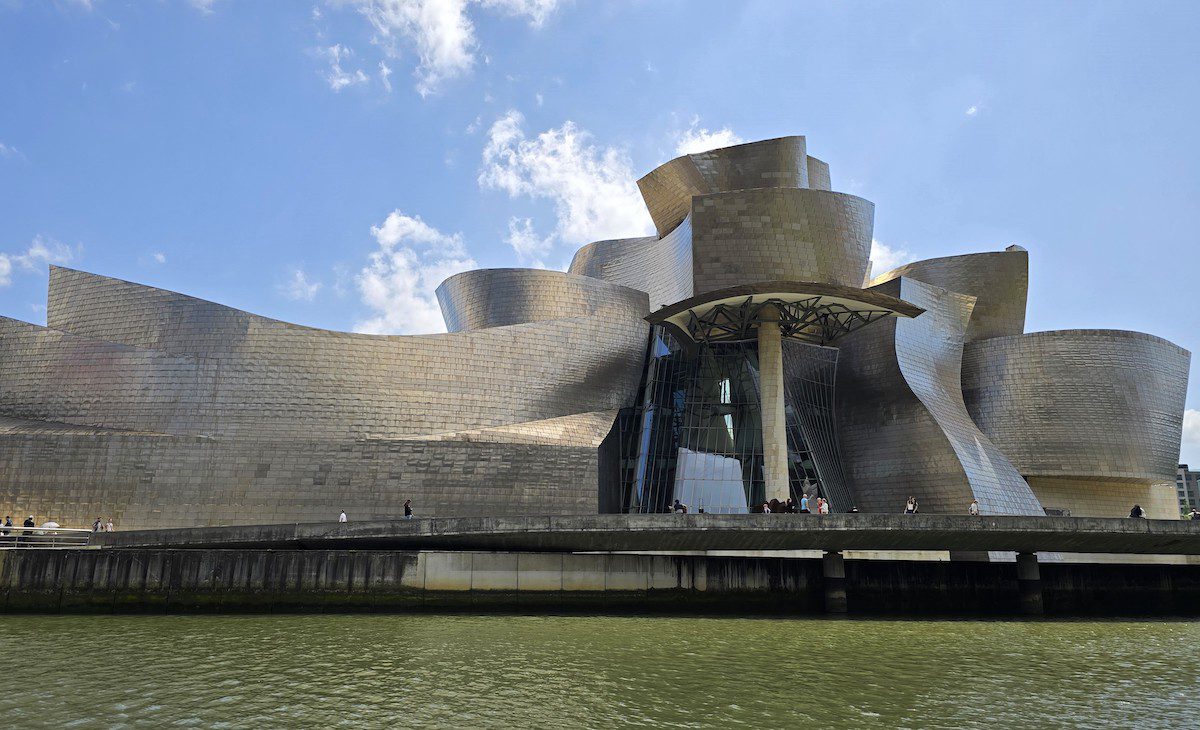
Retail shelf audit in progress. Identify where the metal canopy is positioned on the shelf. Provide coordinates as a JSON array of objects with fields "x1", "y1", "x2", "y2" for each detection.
[{"x1": 646, "y1": 281, "x2": 924, "y2": 347}]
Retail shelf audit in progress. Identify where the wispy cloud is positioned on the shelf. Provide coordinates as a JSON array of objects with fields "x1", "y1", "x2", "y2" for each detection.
[
  {"x1": 674, "y1": 117, "x2": 743, "y2": 155},
  {"x1": 867, "y1": 239, "x2": 913, "y2": 281},
  {"x1": 333, "y1": 0, "x2": 565, "y2": 96},
  {"x1": 378, "y1": 60, "x2": 393, "y2": 92},
  {"x1": 0, "y1": 142, "x2": 23, "y2": 161},
  {"x1": 478, "y1": 109, "x2": 653, "y2": 263},
  {"x1": 355, "y1": 211, "x2": 476, "y2": 334},
  {"x1": 279, "y1": 266, "x2": 323, "y2": 301},
  {"x1": 965, "y1": 105, "x2": 980, "y2": 117},
  {"x1": 188, "y1": 0, "x2": 223, "y2": 14},
  {"x1": 0, "y1": 235, "x2": 79, "y2": 287},
  {"x1": 152, "y1": 251, "x2": 167, "y2": 264},
  {"x1": 1183, "y1": 409, "x2": 1200, "y2": 465},
  {"x1": 318, "y1": 43, "x2": 369, "y2": 91}
]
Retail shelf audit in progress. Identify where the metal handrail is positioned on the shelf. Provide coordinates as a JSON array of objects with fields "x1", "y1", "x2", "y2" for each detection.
[{"x1": 0, "y1": 526, "x2": 93, "y2": 548}]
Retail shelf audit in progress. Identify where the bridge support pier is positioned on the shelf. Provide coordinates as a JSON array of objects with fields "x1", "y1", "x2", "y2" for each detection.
[
  {"x1": 1016, "y1": 551, "x2": 1043, "y2": 615},
  {"x1": 822, "y1": 550, "x2": 847, "y2": 613}
]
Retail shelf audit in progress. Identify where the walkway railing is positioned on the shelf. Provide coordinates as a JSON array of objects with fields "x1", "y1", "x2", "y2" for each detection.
[{"x1": 0, "y1": 526, "x2": 93, "y2": 548}]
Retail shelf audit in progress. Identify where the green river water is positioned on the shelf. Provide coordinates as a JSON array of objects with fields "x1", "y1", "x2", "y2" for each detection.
[{"x1": 1, "y1": 615, "x2": 1197, "y2": 728}]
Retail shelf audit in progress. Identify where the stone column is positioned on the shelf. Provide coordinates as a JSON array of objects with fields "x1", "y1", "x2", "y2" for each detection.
[
  {"x1": 822, "y1": 550, "x2": 848, "y2": 613},
  {"x1": 757, "y1": 307, "x2": 790, "y2": 505},
  {"x1": 1016, "y1": 551, "x2": 1044, "y2": 615}
]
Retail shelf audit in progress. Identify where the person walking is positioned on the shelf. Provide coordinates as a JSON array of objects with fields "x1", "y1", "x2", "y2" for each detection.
[
  {"x1": 1190, "y1": 507, "x2": 1200, "y2": 521},
  {"x1": 92, "y1": 517, "x2": 102, "y2": 533},
  {"x1": 338, "y1": 510, "x2": 348, "y2": 523},
  {"x1": 105, "y1": 518, "x2": 115, "y2": 532},
  {"x1": 968, "y1": 499, "x2": 980, "y2": 516},
  {"x1": 1129, "y1": 504, "x2": 1144, "y2": 518},
  {"x1": 799, "y1": 493, "x2": 811, "y2": 514},
  {"x1": 403, "y1": 499, "x2": 414, "y2": 520},
  {"x1": 904, "y1": 497, "x2": 919, "y2": 514},
  {"x1": 817, "y1": 497, "x2": 830, "y2": 515}
]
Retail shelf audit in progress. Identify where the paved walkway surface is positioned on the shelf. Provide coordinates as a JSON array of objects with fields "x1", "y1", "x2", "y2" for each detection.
[{"x1": 92, "y1": 514, "x2": 1200, "y2": 555}]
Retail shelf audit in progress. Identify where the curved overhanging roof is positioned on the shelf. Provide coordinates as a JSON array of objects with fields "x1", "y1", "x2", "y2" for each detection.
[{"x1": 647, "y1": 281, "x2": 924, "y2": 347}]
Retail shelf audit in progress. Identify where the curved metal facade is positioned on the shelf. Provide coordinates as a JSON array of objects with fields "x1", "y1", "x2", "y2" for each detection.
[
  {"x1": 835, "y1": 278, "x2": 1042, "y2": 515},
  {"x1": 871, "y1": 249, "x2": 1028, "y2": 342},
  {"x1": 0, "y1": 267, "x2": 649, "y2": 528},
  {"x1": 963, "y1": 330, "x2": 1191, "y2": 483},
  {"x1": 637, "y1": 136, "x2": 810, "y2": 237},
  {"x1": 566, "y1": 219, "x2": 694, "y2": 311},
  {"x1": 691, "y1": 188, "x2": 873, "y2": 293},
  {"x1": 435, "y1": 268, "x2": 649, "y2": 333},
  {"x1": 1, "y1": 134, "x2": 1191, "y2": 529}
]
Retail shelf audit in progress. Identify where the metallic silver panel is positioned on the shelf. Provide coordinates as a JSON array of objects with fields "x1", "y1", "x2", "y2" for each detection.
[
  {"x1": 871, "y1": 249, "x2": 1028, "y2": 342},
  {"x1": 691, "y1": 188, "x2": 873, "y2": 294},
  {"x1": 963, "y1": 330, "x2": 1191, "y2": 482},
  {"x1": 836, "y1": 277, "x2": 1042, "y2": 515},
  {"x1": 806, "y1": 156, "x2": 831, "y2": 191},
  {"x1": 567, "y1": 219, "x2": 694, "y2": 311},
  {"x1": 435, "y1": 268, "x2": 649, "y2": 333},
  {"x1": 637, "y1": 136, "x2": 809, "y2": 237}
]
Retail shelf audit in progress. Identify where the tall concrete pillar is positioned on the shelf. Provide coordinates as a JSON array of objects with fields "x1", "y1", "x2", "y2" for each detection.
[
  {"x1": 757, "y1": 307, "x2": 790, "y2": 505},
  {"x1": 1016, "y1": 551, "x2": 1044, "y2": 615}
]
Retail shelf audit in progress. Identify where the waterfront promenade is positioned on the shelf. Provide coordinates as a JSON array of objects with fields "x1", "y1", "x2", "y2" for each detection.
[{"x1": 91, "y1": 513, "x2": 1200, "y2": 555}]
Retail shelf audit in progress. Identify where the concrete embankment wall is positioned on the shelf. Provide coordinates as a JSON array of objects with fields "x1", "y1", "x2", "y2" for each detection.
[{"x1": 3, "y1": 549, "x2": 1199, "y2": 615}]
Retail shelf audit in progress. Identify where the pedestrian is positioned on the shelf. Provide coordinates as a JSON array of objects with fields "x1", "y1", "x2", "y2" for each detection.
[
  {"x1": 105, "y1": 518, "x2": 114, "y2": 532},
  {"x1": 761, "y1": 502, "x2": 771, "y2": 514},
  {"x1": 1, "y1": 515, "x2": 10, "y2": 536},
  {"x1": 904, "y1": 497, "x2": 919, "y2": 514},
  {"x1": 968, "y1": 499, "x2": 980, "y2": 516},
  {"x1": 784, "y1": 498, "x2": 795, "y2": 513},
  {"x1": 92, "y1": 517, "x2": 102, "y2": 533},
  {"x1": 403, "y1": 499, "x2": 414, "y2": 520},
  {"x1": 799, "y1": 493, "x2": 811, "y2": 514},
  {"x1": 338, "y1": 510, "x2": 348, "y2": 523},
  {"x1": 818, "y1": 498, "x2": 830, "y2": 515},
  {"x1": 1129, "y1": 504, "x2": 1144, "y2": 518},
  {"x1": 23, "y1": 515, "x2": 34, "y2": 529},
  {"x1": 1190, "y1": 508, "x2": 1200, "y2": 521}
]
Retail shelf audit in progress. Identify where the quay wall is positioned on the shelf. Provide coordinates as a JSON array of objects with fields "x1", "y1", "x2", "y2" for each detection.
[{"x1": 3, "y1": 549, "x2": 1200, "y2": 615}]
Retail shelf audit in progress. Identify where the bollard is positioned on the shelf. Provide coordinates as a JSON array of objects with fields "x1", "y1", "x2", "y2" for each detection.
[
  {"x1": 822, "y1": 550, "x2": 847, "y2": 613},
  {"x1": 1016, "y1": 551, "x2": 1043, "y2": 615}
]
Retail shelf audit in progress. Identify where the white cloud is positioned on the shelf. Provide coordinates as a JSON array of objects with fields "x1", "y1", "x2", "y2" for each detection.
[
  {"x1": 504, "y1": 216, "x2": 552, "y2": 265},
  {"x1": 378, "y1": 60, "x2": 393, "y2": 92},
  {"x1": 478, "y1": 110, "x2": 653, "y2": 260},
  {"x1": 335, "y1": 0, "x2": 563, "y2": 96},
  {"x1": 355, "y1": 211, "x2": 476, "y2": 334},
  {"x1": 319, "y1": 44, "x2": 369, "y2": 91},
  {"x1": 279, "y1": 267, "x2": 323, "y2": 301},
  {"x1": 188, "y1": 0, "x2": 222, "y2": 14},
  {"x1": 1182, "y1": 409, "x2": 1200, "y2": 465},
  {"x1": 0, "y1": 235, "x2": 78, "y2": 288},
  {"x1": 867, "y1": 239, "x2": 913, "y2": 280},
  {"x1": 0, "y1": 142, "x2": 20, "y2": 159},
  {"x1": 965, "y1": 105, "x2": 979, "y2": 116},
  {"x1": 152, "y1": 252, "x2": 167, "y2": 264},
  {"x1": 674, "y1": 118, "x2": 743, "y2": 155}
]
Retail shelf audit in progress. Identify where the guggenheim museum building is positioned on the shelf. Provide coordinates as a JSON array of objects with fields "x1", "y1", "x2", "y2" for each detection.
[{"x1": 0, "y1": 136, "x2": 1190, "y2": 530}]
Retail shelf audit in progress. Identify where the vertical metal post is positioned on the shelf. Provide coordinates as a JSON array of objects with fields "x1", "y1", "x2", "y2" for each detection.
[{"x1": 757, "y1": 306, "x2": 789, "y2": 505}]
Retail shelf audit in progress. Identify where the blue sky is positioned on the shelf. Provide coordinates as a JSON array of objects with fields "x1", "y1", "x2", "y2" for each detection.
[{"x1": 1, "y1": 0, "x2": 1198, "y2": 462}]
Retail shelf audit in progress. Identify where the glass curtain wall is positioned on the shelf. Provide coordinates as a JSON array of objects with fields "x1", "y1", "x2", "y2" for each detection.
[{"x1": 618, "y1": 327, "x2": 839, "y2": 513}]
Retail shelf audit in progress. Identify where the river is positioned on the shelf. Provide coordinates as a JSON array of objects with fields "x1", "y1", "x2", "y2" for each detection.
[{"x1": 2, "y1": 615, "x2": 1196, "y2": 728}]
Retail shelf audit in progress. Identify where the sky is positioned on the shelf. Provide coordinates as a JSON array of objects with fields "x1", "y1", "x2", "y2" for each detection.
[{"x1": 0, "y1": 0, "x2": 1197, "y2": 463}]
